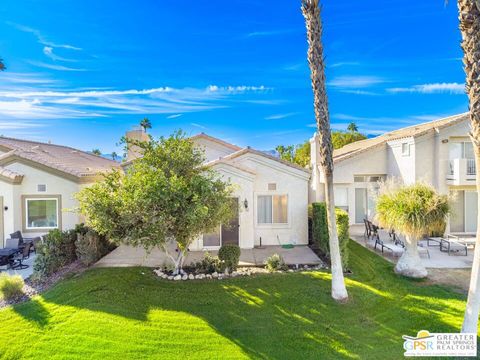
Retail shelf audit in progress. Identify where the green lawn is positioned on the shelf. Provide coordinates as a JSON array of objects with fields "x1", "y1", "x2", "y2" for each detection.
[{"x1": 0, "y1": 242, "x2": 472, "y2": 360}]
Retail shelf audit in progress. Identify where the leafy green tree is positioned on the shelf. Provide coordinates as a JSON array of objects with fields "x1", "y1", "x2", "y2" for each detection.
[
  {"x1": 293, "y1": 140, "x2": 311, "y2": 167},
  {"x1": 140, "y1": 117, "x2": 152, "y2": 132},
  {"x1": 91, "y1": 149, "x2": 102, "y2": 156},
  {"x1": 76, "y1": 131, "x2": 234, "y2": 275},
  {"x1": 376, "y1": 182, "x2": 449, "y2": 278},
  {"x1": 275, "y1": 145, "x2": 295, "y2": 163},
  {"x1": 111, "y1": 151, "x2": 118, "y2": 160},
  {"x1": 331, "y1": 130, "x2": 367, "y2": 149}
]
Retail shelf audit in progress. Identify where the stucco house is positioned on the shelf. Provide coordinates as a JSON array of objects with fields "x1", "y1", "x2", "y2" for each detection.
[
  {"x1": 124, "y1": 129, "x2": 311, "y2": 250},
  {"x1": 309, "y1": 113, "x2": 475, "y2": 234},
  {"x1": 0, "y1": 137, "x2": 120, "y2": 246}
]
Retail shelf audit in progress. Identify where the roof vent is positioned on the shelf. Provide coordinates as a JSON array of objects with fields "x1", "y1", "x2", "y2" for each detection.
[
  {"x1": 268, "y1": 183, "x2": 277, "y2": 191},
  {"x1": 37, "y1": 184, "x2": 47, "y2": 192}
]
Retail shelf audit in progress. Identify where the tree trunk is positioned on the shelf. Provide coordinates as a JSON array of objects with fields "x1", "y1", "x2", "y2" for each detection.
[
  {"x1": 302, "y1": 0, "x2": 348, "y2": 302},
  {"x1": 162, "y1": 243, "x2": 187, "y2": 275},
  {"x1": 394, "y1": 235, "x2": 427, "y2": 278},
  {"x1": 458, "y1": 0, "x2": 480, "y2": 334},
  {"x1": 325, "y1": 173, "x2": 348, "y2": 300}
]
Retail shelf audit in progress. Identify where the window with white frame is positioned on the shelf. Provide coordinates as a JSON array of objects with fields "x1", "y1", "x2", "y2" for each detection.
[
  {"x1": 257, "y1": 195, "x2": 288, "y2": 224},
  {"x1": 25, "y1": 198, "x2": 59, "y2": 229},
  {"x1": 334, "y1": 187, "x2": 349, "y2": 212},
  {"x1": 401, "y1": 143, "x2": 410, "y2": 156}
]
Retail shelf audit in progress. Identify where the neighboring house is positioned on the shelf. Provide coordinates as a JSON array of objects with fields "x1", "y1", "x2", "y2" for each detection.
[
  {"x1": 0, "y1": 137, "x2": 120, "y2": 246},
  {"x1": 310, "y1": 113, "x2": 476, "y2": 233},
  {"x1": 124, "y1": 129, "x2": 311, "y2": 250}
]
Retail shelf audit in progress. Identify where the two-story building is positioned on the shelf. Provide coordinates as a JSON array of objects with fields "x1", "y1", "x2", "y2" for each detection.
[{"x1": 310, "y1": 113, "x2": 476, "y2": 234}]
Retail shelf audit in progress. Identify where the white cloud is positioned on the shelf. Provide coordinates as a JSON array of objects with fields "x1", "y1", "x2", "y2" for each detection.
[
  {"x1": 27, "y1": 61, "x2": 86, "y2": 72},
  {"x1": 265, "y1": 112, "x2": 297, "y2": 120},
  {"x1": 329, "y1": 76, "x2": 386, "y2": 88},
  {"x1": 387, "y1": 82, "x2": 465, "y2": 94},
  {"x1": 43, "y1": 47, "x2": 77, "y2": 62},
  {"x1": 167, "y1": 114, "x2": 183, "y2": 119},
  {"x1": 190, "y1": 123, "x2": 207, "y2": 129},
  {"x1": 8, "y1": 22, "x2": 81, "y2": 50},
  {"x1": 0, "y1": 83, "x2": 272, "y2": 120},
  {"x1": 330, "y1": 61, "x2": 360, "y2": 68}
]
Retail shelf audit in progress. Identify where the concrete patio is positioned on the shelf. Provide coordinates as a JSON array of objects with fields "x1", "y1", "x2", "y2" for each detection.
[
  {"x1": 350, "y1": 225, "x2": 474, "y2": 269},
  {"x1": 96, "y1": 244, "x2": 322, "y2": 268},
  {"x1": 0, "y1": 253, "x2": 36, "y2": 279}
]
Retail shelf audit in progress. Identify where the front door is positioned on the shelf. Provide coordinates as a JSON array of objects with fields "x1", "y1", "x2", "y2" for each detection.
[
  {"x1": 203, "y1": 197, "x2": 239, "y2": 248},
  {"x1": 222, "y1": 197, "x2": 239, "y2": 246}
]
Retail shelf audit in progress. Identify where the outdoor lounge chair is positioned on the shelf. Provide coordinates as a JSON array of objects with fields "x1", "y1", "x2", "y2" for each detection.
[
  {"x1": 390, "y1": 230, "x2": 430, "y2": 258},
  {"x1": 373, "y1": 231, "x2": 403, "y2": 256},
  {"x1": 440, "y1": 235, "x2": 468, "y2": 256},
  {"x1": 11, "y1": 243, "x2": 31, "y2": 270}
]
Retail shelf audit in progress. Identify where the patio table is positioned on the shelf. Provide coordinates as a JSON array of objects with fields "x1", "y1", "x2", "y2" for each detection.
[{"x1": 0, "y1": 248, "x2": 21, "y2": 268}]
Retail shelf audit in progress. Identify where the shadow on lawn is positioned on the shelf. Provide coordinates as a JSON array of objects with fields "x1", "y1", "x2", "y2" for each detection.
[
  {"x1": 13, "y1": 298, "x2": 50, "y2": 328},
  {"x1": 15, "y1": 242, "x2": 468, "y2": 359}
]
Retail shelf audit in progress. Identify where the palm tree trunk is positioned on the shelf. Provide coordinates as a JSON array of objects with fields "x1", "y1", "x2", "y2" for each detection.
[
  {"x1": 458, "y1": 0, "x2": 480, "y2": 334},
  {"x1": 302, "y1": 0, "x2": 348, "y2": 301}
]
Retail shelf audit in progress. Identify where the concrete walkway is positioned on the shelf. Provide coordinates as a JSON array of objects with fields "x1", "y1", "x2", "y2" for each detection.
[
  {"x1": 0, "y1": 253, "x2": 36, "y2": 279},
  {"x1": 96, "y1": 245, "x2": 322, "y2": 268}
]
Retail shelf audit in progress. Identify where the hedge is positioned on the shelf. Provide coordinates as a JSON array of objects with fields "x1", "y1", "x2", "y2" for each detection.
[{"x1": 310, "y1": 202, "x2": 350, "y2": 270}]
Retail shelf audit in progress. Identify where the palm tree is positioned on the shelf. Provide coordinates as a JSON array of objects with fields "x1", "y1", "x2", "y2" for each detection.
[
  {"x1": 347, "y1": 122, "x2": 358, "y2": 133},
  {"x1": 376, "y1": 182, "x2": 449, "y2": 278},
  {"x1": 140, "y1": 117, "x2": 152, "y2": 132},
  {"x1": 302, "y1": 0, "x2": 348, "y2": 301},
  {"x1": 111, "y1": 151, "x2": 118, "y2": 161},
  {"x1": 0, "y1": 58, "x2": 5, "y2": 71},
  {"x1": 91, "y1": 148, "x2": 101, "y2": 156},
  {"x1": 457, "y1": 0, "x2": 480, "y2": 334}
]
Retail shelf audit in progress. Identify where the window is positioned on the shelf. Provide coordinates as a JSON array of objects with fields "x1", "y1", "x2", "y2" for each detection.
[
  {"x1": 334, "y1": 187, "x2": 348, "y2": 212},
  {"x1": 25, "y1": 197, "x2": 59, "y2": 230},
  {"x1": 354, "y1": 176, "x2": 365, "y2": 182},
  {"x1": 449, "y1": 141, "x2": 474, "y2": 160},
  {"x1": 257, "y1": 195, "x2": 288, "y2": 224},
  {"x1": 401, "y1": 143, "x2": 410, "y2": 156}
]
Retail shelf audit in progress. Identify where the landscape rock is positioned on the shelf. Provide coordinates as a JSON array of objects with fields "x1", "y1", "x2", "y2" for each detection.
[
  {"x1": 168, "y1": 276, "x2": 174, "y2": 280},
  {"x1": 182, "y1": 274, "x2": 188, "y2": 280},
  {"x1": 173, "y1": 275, "x2": 181, "y2": 281},
  {"x1": 206, "y1": 274, "x2": 212, "y2": 279},
  {"x1": 188, "y1": 274, "x2": 195, "y2": 280},
  {"x1": 212, "y1": 272, "x2": 219, "y2": 278}
]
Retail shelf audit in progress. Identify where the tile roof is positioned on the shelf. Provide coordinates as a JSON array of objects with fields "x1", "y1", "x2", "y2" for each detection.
[
  {"x1": 333, "y1": 113, "x2": 469, "y2": 163},
  {"x1": 0, "y1": 136, "x2": 120, "y2": 182}
]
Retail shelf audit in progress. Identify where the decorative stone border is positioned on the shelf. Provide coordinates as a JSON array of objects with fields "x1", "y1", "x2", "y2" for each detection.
[{"x1": 153, "y1": 263, "x2": 328, "y2": 281}]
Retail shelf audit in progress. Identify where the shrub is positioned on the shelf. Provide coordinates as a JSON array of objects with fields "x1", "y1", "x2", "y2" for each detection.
[
  {"x1": 75, "y1": 230, "x2": 113, "y2": 266},
  {"x1": 265, "y1": 253, "x2": 287, "y2": 272},
  {"x1": 33, "y1": 229, "x2": 77, "y2": 278},
  {"x1": 193, "y1": 252, "x2": 222, "y2": 274},
  {"x1": 218, "y1": 244, "x2": 241, "y2": 272},
  {"x1": 310, "y1": 202, "x2": 350, "y2": 270},
  {"x1": 0, "y1": 273, "x2": 24, "y2": 300}
]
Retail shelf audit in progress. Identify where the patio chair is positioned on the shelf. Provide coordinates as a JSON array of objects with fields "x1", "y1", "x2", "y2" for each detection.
[
  {"x1": 5, "y1": 237, "x2": 19, "y2": 249},
  {"x1": 372, "y1": 231, "x2": 403, "y2": 256},
  {"x1": 10, "y1": 231, "x2": 36, "y2": 248},
  {"x1": 363, "y1": 219, "x2": 371, "y2": 239},
  {"x1": 11, "y1": 243, "x2": 31, "y2": 270}
]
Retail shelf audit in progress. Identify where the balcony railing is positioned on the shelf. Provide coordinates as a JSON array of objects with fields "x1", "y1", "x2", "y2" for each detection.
[
  {"x1": 467, "y1": 158, "x2": 476, "y2": 175},
  {"x1": 447, "y1": 158, "x2": 476, "y2": 185}
]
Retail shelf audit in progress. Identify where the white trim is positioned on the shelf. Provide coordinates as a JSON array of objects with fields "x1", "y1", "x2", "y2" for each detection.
[{"x1": 25, "y1": 197, "x2": 59, "y2": 230}]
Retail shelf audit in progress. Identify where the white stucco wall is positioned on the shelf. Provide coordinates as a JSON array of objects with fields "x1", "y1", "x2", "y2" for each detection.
[
  {"x1": 387, "y1": 137, "x2": 416, "y2": 184},
  {"x1": 193, "y1": 138, "x2": 237, "y2": 162},
  {"x1": 189, "y1": 151, "x2": 310, "y2": 250}
]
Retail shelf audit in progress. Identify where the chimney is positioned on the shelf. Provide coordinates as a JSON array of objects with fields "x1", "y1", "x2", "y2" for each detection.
[{"x1": 125, "y1": 126, "x2": 149, "y2": 162}]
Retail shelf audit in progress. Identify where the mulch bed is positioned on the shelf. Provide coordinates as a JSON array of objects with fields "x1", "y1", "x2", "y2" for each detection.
[{"x1": 0, "y1": 261, "x2": 87, "y2": 309}]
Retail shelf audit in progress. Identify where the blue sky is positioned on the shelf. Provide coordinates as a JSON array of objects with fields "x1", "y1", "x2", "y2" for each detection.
[{"x1": 0, "y1": 0, "x2": 468, "y2": 154}]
